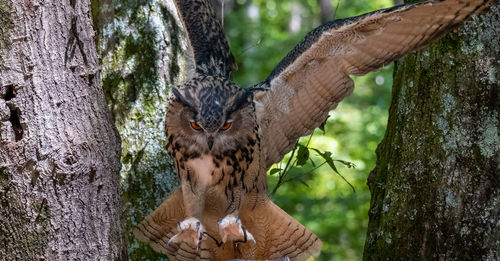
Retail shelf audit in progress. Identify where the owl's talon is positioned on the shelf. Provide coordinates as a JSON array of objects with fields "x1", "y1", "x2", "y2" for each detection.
[
  {"x1": 218, "y1": 214, "x2": 256, "y2": 245},
  {"x1": 168, "y1": 217, "x2": 205, "y2": 248},
  {"x1": 243, "y1": 227, "x2": 256, "y2": 245}
]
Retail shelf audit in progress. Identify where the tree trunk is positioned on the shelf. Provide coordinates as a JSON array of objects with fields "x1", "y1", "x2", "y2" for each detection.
[
  {"x1": 364, "y1": 3, "x2": 499, "y2": 261},
  {"x1": 91, "y1": 0, "x2": 186, "y2": 259},
  {"x1": 0, "y1": 0, "x2": 125, "y2": 260}
]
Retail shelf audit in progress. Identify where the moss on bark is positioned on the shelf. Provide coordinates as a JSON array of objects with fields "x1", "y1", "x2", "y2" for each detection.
[
  {"x1": 0, "y1": 168, "x2": 51, "y2": 259},
  {"x1": 364, "y1": 4, "x2": 499, "y2": 260},
  {"x1": 0, "y1": 0, "x2": 13, "y2": 56},
  {"x1": 93, "y1": 0, "x2": 186, "y2": 259}
]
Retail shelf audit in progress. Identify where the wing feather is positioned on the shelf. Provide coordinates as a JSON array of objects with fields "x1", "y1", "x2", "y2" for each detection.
[
  {"x1": 253, "y1": 0, "x2": 493, "y2": 167},
  {"x1": 173, "y1": 0, "x2": 236, "y2": 78}
]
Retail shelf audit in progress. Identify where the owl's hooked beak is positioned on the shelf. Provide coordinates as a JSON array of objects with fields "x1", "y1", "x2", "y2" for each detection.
[{"x1": 207, "y1": 136, "x2": 214, "y2": 150}]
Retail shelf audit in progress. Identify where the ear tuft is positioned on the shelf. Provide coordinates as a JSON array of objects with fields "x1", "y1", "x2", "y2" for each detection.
[
  {"x1": 227, "y1": 90, "x2": 253, "y2": 115},
  {"x1": 172, "y1": 88, "x2": 186, "y2": 103},
  {"x1": 172, "y1": 88, "x2": 197, "y2": 111}
]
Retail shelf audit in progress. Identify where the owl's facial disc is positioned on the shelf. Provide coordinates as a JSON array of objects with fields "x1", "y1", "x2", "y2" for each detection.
[{"x1": 171, "y1": 77, "x2": 255, "y2": 152}]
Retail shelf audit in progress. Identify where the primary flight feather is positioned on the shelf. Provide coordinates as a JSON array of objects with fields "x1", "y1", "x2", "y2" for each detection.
[{"x1": 134, "y1": 0, "x2": 494, "y2": 260}]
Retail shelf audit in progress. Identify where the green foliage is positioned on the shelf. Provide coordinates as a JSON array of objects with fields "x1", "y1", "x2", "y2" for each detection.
[
  {"x1": 269, "y1": 133, "x2": 356, "y2": 198},
  {"x1": 225, "y1": 0, "x2": 394, "y2": 260}
]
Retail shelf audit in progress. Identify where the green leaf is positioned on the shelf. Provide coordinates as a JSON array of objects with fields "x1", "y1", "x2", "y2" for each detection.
[
  {"x1": 296, "y1": 145, "x2": 310, "y2": 166},
  {"x1": 312, "y1": 149, "x2": 338, "y2": 173},
  {"x1": 295, "y1": 177, "x2": 310, "y2": 188},
  {"x1": 311, "y1": 148, "x2": 356, "y2": 192},
  {"x1": 309, "y1": 158, "x2": 316, "y2": 167},
  {"x1": 318, "y1": 115, "x2": 330, "y2": 134},
  {"x1": 335, "y1": 159, "x2": 356, "y2": 169},
  {"x1": 269, "y1": 168, "x2": 282, "y2": 175}
]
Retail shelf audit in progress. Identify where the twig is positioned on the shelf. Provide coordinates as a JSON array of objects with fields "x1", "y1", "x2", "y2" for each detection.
[{"x1": 271, "y1": 143, "x2": 298, "y2": 197}]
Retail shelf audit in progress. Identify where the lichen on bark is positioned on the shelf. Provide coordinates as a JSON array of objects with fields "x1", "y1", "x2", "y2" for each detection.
[
  {"x1": 92, "y1": 0, "x2": 188, "y2": 259},
  {"x1": 0, "y1": 0, "x2": 13, "y2": 61},
  {"x1": 0, "y1": 168, "x2": 51, "y2": 259},
  {"x1": 364, "y1": 4, "x2": 499, "y2": 260}
]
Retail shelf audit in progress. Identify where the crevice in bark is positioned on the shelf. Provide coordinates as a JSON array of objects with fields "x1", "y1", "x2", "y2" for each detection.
[
  {"x1": 3, "y1": 84, "x2": 15, "y2": 101},
  {"x1": 65, "y1": 16, "x2": 88, "y2": 66},
  {"x1": 6, "y1": 103, "x2": 22, "y2": 141},
  {"x1": 1, "y1": 72, "x2": 25, "y2": 143}
]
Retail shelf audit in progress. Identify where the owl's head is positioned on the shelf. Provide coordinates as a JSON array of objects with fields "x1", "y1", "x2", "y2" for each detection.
[{"x1": 166, "y1": 75, "x2": 256, "y2": 155}]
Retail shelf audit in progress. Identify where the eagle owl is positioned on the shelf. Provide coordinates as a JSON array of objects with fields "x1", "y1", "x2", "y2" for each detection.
[{"x1": 134, "y1": 0, "x2": 493, "y2": 260}]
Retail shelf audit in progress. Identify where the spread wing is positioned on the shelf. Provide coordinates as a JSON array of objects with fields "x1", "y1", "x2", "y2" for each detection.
[
  {"x1": 173, "y1": 0, "x2": 237, "y2": 78},
  {"x1": 252, "y1": 0, "x2": 493, "y2": 168}
]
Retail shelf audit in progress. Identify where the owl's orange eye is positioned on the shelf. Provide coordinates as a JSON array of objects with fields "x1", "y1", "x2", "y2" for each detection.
[
  {"x1": 220, "y1": 122, "x2": 232, "y2": 131},
  {"x1": 190, "y1": 121, "x2": 203, "y2": 131}
]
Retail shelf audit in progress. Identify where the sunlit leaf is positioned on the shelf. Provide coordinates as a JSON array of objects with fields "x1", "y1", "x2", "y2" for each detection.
[
  {"x1": 335, "y1": 159, "x2": 356, "y2": 169},
  {"x1": 311, "y1": 149, "x2": 338, "y2": 173},
  {"x1": 311, "y1": 148, "x2": 356, "y2": 192},
  {"x1": 296, "y1": 145, "x2": 310, "y2": 166},
  {"x1": 269, "y1": 168, "x2": 282, "y2": 175},
  {"x1": 309, "y1": 158, "x2": 316, "y2": 167},
  {"x1": 318, "y1": 115, "x2": 330, "y2": 134},
  {"x1": 295, "y1": 177, "x2": 310, "y2": 188}
]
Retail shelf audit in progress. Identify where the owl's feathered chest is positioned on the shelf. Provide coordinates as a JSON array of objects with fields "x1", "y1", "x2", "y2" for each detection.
[
  {"x1": 168, "y1": 128, "x2": 263, "y2": 179},
  {"x1": 168, "y1": 131, "x2": 265, "y2": 213}
]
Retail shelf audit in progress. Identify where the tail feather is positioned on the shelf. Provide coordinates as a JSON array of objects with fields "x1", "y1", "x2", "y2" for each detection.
[
  {"x1": 133, "y1": 189, "x2": 192, "y2": 259},
  {"x1": 239, "y1": 199, "x2": 322, "y2": 261},
  {"x1": 171, "y1": 242, "x2": 198, "y2": 261},
  {"x1": 134, "y1": 190, "x2": 322, "y2": 260}
]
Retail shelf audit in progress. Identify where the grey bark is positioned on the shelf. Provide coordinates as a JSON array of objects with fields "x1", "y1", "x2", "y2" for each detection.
[
  {"x1": 364, "y1": 3, "x2": 499, "y2": 261},
  {"x1": 0, "y1": 0, "x2": 125, "y2": 260}
]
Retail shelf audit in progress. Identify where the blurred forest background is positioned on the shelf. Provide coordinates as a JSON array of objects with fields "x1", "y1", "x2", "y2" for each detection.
[
  {"x1": 95, "y1": 0, "x2": 395, "y2": 260},
  {"x1": 223, "y1": 0, "x2": 393, "y2": 260}
]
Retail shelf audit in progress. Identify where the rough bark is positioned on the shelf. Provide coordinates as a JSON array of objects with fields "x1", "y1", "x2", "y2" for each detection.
[
  {"x1": 364, "y1": 3, "x2": 499, "y2": 261},
  {"x1": 0, "y1": 0, "x2": 125, "y2": 260},
  {"x1": 91, "y1": 0, "x2": 186, "y2": 259}
]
